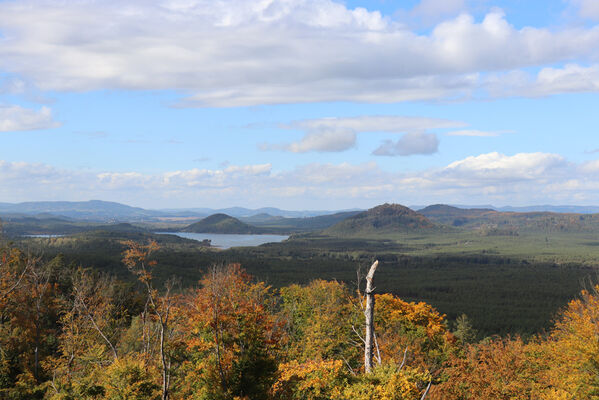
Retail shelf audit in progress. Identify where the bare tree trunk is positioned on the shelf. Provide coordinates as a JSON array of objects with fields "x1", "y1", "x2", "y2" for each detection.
[
  {"x1": 159, "y1": 320, "x2": 168, "y2": 400},
  {"x1": 364, "y1": 260, "x2": 378, "y2": 374}
]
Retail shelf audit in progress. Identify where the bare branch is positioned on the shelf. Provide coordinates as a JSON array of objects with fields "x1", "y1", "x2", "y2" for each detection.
[
  {"x1": 340, "y1": 355, "x2": 356, "y2": 376},
  {"x1": 398, "y1": 346, "x2": 409, "y2": 371},
  {"x1": 373, "y1": 331, "x2": 382, "y2": 365},
  {"x1": 420, "y1": 380, "x2": 432, "y2": 400},
  {"x1": 352, "y1": 325, "x2": 366, "y2": 344}
]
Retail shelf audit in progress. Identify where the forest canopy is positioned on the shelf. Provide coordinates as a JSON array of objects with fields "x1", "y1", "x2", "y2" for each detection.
[{"x1": 1, "y1": 240, "x2": 599, "y2": 399}]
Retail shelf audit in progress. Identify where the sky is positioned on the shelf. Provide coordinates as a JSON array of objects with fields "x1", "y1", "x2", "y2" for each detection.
[{"x1": 0, "y1": 0, "x2": 599, "y2": 210}]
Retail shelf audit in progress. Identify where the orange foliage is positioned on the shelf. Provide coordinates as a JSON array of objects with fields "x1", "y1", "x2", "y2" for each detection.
[
  {"x1": 374, "y1": 293, "x2": 452, "y2": 374},
  {"x1": 272, "y1": 359, "x2": 347, "y2": 400},
  {"x1": 180, "y1": 264, "x2": 281, "y2": 400},
  {"x1": 433, "y1": 336, "x2": 540, "y2": 399}
]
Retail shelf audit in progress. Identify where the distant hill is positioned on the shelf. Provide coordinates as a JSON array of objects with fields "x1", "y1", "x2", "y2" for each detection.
[
  {"x1": 164, "y1": 206, "x2": 362, "y2": 218},
  {"x1": 497, "y1": 205, "x2": 599, "y2": 214},
  {"x1": 0, "y1": 200, "x2": 164, "y2": 221},
  {"x1": 414, "y1": 204, "x2": 599, "y2": 215},
  {"x1": 241, "y1": 211, "x2": 362, "y2": 232},
  {"x1": 324, "y1": 203, "x2": 435, "y2": 236},
  {"x1": 183, "y1": 214, "x2": 268, "y2": 234},
  {"x1": 240, "y1": 213, "x2": 284, "y2": 224},
  {"x1": 419, "y1": 205, "x2": 497, "y2": 227},
  {"x1": 0, "y1": 200, "x2": 360, "y2": 221},
  {"x1": 420, "y1": 204, "x2": 599, "y2": 234}
]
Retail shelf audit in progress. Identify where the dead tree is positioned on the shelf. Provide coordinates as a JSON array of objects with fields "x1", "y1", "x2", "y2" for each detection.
[{"x1": 364, "y1": 260, "x2": 378, "y2": 374}]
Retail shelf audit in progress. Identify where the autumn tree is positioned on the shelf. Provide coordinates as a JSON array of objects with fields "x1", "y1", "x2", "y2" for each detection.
[
  {"x1": 122, "y1": 240, "x2": 180, "y2": 400},
  {"x1": 44, "y1": 268, "x2": 136, "y2": 399},
  {"x1": 535, "y1": 284, "x2": 599, "y2": 398},
  {"x1": 432, "y1": 336, "x2": 541, "y2": 399},
  {"x1": 181, "y1": 264, "x2": 280, "y2": 400},
  {"x1": 279, "y1": 279, "x2": 359, "y2": 365},
  {"x1": 0, "y1": 249, "x2": 62, "y2": 399}
]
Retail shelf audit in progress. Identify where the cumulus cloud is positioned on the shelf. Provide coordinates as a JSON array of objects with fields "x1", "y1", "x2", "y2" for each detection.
[
  {"x1": 266, "y1": 115, "x2": 464, "y2": 153},
  {"x1": 0, "y1": 105, "x2": 60, "y2": 132},
  {"x1": 372, "y1": 132, "x2": 439, "y2": 156},
  {"x1": 487, "y1": 64, "x2": 599, "y2": 97},
  {"x1": 4, "y1": 152, "x2": 598, "y2": 208},
  {"x1": 0, "y1": 2, "x2": 598, "y2": 105},
  {"x1": 442, "y1": 152, "x2": 567, "y2": 181}
]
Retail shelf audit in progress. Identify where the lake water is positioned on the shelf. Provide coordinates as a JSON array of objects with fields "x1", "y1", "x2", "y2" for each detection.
[
  {"x1": 23, "y1": 234, "x2": 64, "y2": 238},
  {"x1": 158, "y1": 232, "x2": 289, "y2": 249}
]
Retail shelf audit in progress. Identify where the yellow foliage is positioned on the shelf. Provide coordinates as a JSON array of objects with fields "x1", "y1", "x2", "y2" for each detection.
[
  {"x1": 103, "y1": 357, "x2": 160, "y2": 400},
  {"x1": 341, "y1": 363, "x2": 431, "y2": 400},
  {"x1": 272, "y1": 359, "x2": 347, "y2": 400},
  {"x1": 535, "y1": 285, "x2": 599, "y2": 399}
]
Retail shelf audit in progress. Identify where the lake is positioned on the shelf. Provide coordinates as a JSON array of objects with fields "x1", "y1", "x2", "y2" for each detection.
[
  {"x1": 23, "y1": 234, "x2": 65, "y2": 238},
  {"x1": 158, "y1": 232, "x2": 289, "y2": 249}
]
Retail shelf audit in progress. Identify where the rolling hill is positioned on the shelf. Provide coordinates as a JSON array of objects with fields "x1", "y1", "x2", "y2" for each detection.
[
  {"x1": 419, "y1": 204, "x2": 599, "y2": 234},
  {"x1": 324, "y1": 203, "x2": 435, "y2": 236},
  {"x1": 183, "y1": 214, "x2": 269, "y2": 234},
  {"x1": 240, "y1": 210, "x2": 362, "y2": 232}
]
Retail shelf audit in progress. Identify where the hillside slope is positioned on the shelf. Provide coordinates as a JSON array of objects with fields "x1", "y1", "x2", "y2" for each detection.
[
  {"x1": 324, "y1": 203, "x2": 435, "y2": 236},
  {"x1": 183, "y1": 214, "x2": 267, "y2": 234}
]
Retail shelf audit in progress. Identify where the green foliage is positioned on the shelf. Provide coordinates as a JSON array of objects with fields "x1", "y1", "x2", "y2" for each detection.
[
  {"x1": 103, "y1": 358, "x2": 160, "y2": 400},
  {"x1": 452, "y1": 314, "x2": 478, "y2": 344},
  {"x1": 279, "y1": 280, "x2": 359, "y2": 363}
]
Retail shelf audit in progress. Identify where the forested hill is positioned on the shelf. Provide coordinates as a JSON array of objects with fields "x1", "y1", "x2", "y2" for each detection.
[
  {"x1": 183, "y1": 213, "x2": 270, "y2": 234},
  {"x1": 420, "y1": 204, "x2": 599, "y2": 233},
  {"x1": 324, "y1": 203, "x2": 436, "y2": 236}
]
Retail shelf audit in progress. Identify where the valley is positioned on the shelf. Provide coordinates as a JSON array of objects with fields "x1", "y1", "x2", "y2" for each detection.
[{"x1": 5, "y1": 200, "x2": 599, "y2": 337}]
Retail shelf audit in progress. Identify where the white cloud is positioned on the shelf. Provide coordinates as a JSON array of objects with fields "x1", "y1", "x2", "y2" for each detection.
[
  {"x1": 442, "y1": 152, "x2": 567, "y2": 181},
  {"x1": 286, "y1": 116, "x2": 464, "y2": 133},
  {"x1": 275, "y1": 129, "x2": 357, "y2": 153},
  {"x1": 0, "y1": 2, "x2": 599, "y2": 106},
  {"x1": 372, "y1": 132, "x2": 439, "y2": 156},
  {"x1": 0, "y1": 105, "x2": 59, "y2": 132},
  {"x1": 487, "y1": 64, "x2": 599, "y2": 97},
  {"x1": 266, "y1": 115, "x2": 464, "y2": 153},
  {"x1": 580, "y1": 159, "x2": 599, "y2": 172},
  {"x1": 572, "y1": 0, "x2": 599, "y2": 20},
  {"x1": 412, "y1": 0, "x2": 466, "y2": 20},
  {"x1": 5, "y1": 152, "x2": 597, "y2": 208}
]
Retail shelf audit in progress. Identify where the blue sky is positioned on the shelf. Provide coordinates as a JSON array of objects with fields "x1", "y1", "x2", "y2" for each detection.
[{"x1": 1, "y1": 0, "x2": 599, "y2": 209}]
